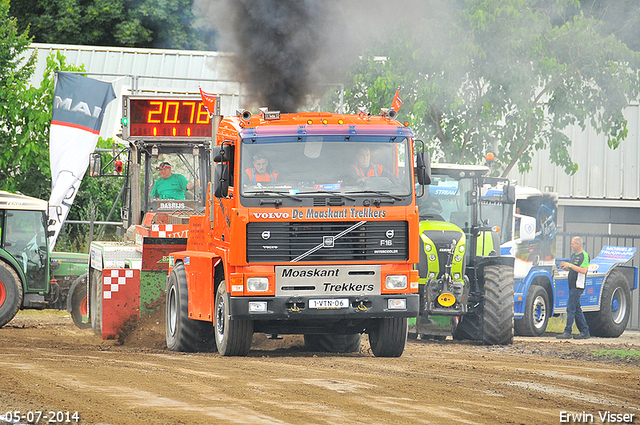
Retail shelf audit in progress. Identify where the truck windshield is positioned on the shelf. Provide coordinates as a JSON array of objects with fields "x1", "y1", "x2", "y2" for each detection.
[{"x1": 240, "y1": 136, "x2": 412, "y2": 197}]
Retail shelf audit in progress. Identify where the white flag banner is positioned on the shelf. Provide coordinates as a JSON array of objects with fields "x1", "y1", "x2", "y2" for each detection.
[{"x1": 48, "y1": 72, "x2": 116, "y2": 250}]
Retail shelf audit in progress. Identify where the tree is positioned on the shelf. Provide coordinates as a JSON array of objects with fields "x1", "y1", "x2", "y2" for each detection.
[
  {"x1": 9, "y1": 0, "x2": 217, "y2": 50},
  {"x1": 340, "y1": 0, "x2": 640, "y2": 176},
  {"x1": 0, "y1": 0, "x2": 85, "y2": 197}
]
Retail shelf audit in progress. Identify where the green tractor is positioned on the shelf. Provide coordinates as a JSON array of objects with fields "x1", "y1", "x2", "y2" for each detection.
[
  {"x1": 410, "y1": 164, "x2": 516, "y2": 345},
  {"x1": 0, "y1": 191, "x2": 89, "y2": 328}
]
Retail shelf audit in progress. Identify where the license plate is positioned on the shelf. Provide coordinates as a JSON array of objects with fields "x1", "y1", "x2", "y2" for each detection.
[{"x1": 309, "y1": 299, "x2": 350, "y2": 309}]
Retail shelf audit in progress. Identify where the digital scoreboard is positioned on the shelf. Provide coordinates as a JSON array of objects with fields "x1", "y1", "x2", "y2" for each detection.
[{"x1": 122, "y1": 95, "x2": 217, "y2": 140}]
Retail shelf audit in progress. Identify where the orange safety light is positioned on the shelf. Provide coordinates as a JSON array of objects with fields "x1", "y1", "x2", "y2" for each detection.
[
  {"x1": 338, "y1": 119, "x2": 344, "y2": 124},
  {"x1": 172, "y1": 127, "x2": 177, "y2": 137},
  {"x1": 153, "y1": 127, "x2": 157, "y2": 137},
  {"x1": 307, "y1": 119, "x2": 313, "y2": 125}
]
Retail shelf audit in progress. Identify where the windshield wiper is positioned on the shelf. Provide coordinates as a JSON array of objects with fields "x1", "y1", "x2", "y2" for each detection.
[
  {"x1": 346, "y1": 190, "x2": 403, "y2": 201},
  {"x1": 298, "y1": 190, "x2": 356, "y2": 201},
  {"x1": 245, "y1": 189, "x2": 302, "y2": 202}
]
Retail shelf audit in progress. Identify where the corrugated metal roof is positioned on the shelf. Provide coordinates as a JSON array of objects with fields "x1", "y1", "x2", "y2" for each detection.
[
  {"x1": 26, "y1": 43, "x2": 243, "y2": 139},
  {"x1": 507, "y1": 103, "x2": 640, "y2": 200}
]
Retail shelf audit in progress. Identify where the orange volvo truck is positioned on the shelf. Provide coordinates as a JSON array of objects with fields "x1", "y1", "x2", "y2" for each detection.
[{"x1": 166, "y1": 108, "x2": 430, "y2": 357}]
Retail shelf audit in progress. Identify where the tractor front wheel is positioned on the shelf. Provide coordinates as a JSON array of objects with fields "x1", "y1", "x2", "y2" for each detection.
[
  {"x1": 0, "y1": 261, "x2": 22, "y2": 328},
  {"x1": 481, "y1": 265, "x2": 514, "y2": 345},
  {"x1": 70, "y1": 273, "x2": 90, "y2": 329}
]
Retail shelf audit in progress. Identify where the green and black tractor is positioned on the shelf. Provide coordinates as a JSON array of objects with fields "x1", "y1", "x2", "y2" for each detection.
[
  {"x1": 410, "y1": 164, "x2": 516, "y2": 345},
  {"x1": 0, "y1": 191, "x2": 89, "y2": 329}
]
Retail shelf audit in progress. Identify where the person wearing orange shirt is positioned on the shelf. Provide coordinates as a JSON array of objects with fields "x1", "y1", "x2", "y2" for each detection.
[{"x1": 244, "y1": 154, "x2": 279, "y2": 184}]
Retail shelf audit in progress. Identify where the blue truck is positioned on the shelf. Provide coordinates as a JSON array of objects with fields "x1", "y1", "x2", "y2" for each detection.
[{"x1": 501, "y1": 187, "x2": 638, "y2": 337}]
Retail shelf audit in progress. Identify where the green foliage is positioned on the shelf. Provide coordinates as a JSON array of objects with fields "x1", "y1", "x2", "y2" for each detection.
[
  {"x1": 341, "y1": 0, "x2": 640, "y2": 176},
  {"x1": 1, "y1": 1, "x2": 83, "y2": 198},
  {"x1": 9, "y1": 0, "x2": 217, "y2": 50}
]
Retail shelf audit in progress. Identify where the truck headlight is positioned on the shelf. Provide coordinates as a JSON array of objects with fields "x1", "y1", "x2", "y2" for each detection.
[
  {"x1": 385, "y1": 275, "x2": 407, "y2": 290},
  {"x1": 246, "y1": 277, "x2": 269, "y2": 292}
]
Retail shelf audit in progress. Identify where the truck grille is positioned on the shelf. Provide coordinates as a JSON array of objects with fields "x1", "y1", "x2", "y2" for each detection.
[{"x1": 247, "y1": 221, "x2": 408, "y2": 262}]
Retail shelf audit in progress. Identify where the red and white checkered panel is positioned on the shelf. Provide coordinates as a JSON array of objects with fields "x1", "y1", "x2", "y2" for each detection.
[
  {"x1": 150, "y1": 224, "x2": 189, "y2": 238},
  {"x1": 101, "y1": 269, "x2": 141, "y2": 339}
]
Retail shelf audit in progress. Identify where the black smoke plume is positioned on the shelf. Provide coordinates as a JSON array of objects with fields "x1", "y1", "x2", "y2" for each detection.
[{"x1": 227, "y1": 0, "x2": 323, "y2": 112}]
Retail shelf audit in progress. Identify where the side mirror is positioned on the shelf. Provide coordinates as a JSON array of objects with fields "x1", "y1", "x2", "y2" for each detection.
[
  {"x1": 415, "y1": 151, "x2": 431, "y2": 185},
  {"x1": 503, "y1": 185, "x2": 516, "y2": 204},
  {"x1": 89, "y1": 153, "x2": 102, "y2": 177},
  {"x1": 213, "y1": 143, "x2": 234, "y2": 162},
  {"x1": 214, "y1": 163, "x2": 230, "y2": 198}
]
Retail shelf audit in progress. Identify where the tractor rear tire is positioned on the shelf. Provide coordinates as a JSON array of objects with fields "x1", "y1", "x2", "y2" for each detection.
[
  {"x1": 482, "y1": 265, "x2": 514, "y2": 345},
  {"x1": 585, "y1": 270, "x2": 631, "y2": 337},
  {"x1": 0, "y1": 261, "x2": 22, "y2": 328},
  {"x1": 304, "y1": 334, "x2": 362, "y2": 353},
  {"x1": 70, "y1": 273, "x2": 91, "y2": 329},
  {"x1": 514, "y1": 285, "x2": 549, "y2": 337},
  {"x1": 214, "y1": 282, "x2": 253, "y2": 356},
  {"x1": 166, "y1": 263, "x2": 216, "y2": 352},
  {"x1": 367, "y1": 317, "x2": 408, "y2": 357}
]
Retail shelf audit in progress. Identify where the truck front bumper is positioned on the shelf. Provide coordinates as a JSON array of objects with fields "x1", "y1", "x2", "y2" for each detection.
[{"x1": 229, "y1": 293, "x2": 420, "y2": 321}]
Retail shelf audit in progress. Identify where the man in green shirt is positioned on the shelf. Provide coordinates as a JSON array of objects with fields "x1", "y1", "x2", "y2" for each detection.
[
  {"x1": 151, "y1": 162, "x2": 194, "y2": 200},
  {"x1": 556, "y1": 236, "x2": 590, "y2": 339}
]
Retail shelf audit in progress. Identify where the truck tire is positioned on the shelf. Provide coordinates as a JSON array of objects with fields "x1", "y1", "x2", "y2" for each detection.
[
  {"x1": 367, "y1": 317, "x2": 408, "y2": 357},
  {"x1": 482, "y1": 265, "x2": 514, "y2": 345},
  {"x1": 0, "y1": 262, "x2": 23, "y2": 328},
  {"x1": 514, "y1": 285, "x2": 549, "y2": 337},
  {"x1": 70, "y1": 273, "x2": 91, "y2": 329},
  {"x1": 303, "y1": 334, "x2": 362, "y2": 353},
  {"x1": 166, "y1": 263, "x2": 216, "y2": 352},
  {"x1": 585, "y1": 270, "x2": 631, "y2": 338},
  {"x1": 214, "y1": 282, "x2": 253, "y2": 356}
]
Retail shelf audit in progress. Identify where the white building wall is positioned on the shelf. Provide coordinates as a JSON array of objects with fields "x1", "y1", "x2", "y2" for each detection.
[{"x1": 507, "y1": 103, "x2": 640, "y2": 201}]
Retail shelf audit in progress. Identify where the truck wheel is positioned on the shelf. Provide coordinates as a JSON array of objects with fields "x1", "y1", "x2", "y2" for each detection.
[
  {"x1": 482, "y1": 265, "x2": 514, "y2": 345},
  {"x1": 585, "y1": 270, "x2": 631, "y2": 337},
  {"x1": 0, "y1": 262, "x2": 23, "y2": 328},
  {"x1": 214, "y1": 282, "x2": 253, "y2": 356},
  {"x1": 304, "y1": 334, "x2": 362, "y2": 353},
  {"x1": 514, "y1": 285, "x2": 549, "y2": 337},
  {"x1": 367, "y1": 317, "x2": 408, "y2": 357},
  {"x1": 166, "y1": 263, "x2": 216, "y2": 352},
  {"x1": 70, "y1": 273, "x2": 91, "y2": 329}
]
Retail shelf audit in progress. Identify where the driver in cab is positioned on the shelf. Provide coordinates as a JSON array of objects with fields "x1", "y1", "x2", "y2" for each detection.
[{"x1": 244, "y1": 154, "x2": 279, "y2": 185}]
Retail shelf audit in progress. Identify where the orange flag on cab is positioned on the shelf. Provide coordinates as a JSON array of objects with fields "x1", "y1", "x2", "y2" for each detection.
[{"x1": 391, "y1": 86, "x2": 403, "y2": 111}]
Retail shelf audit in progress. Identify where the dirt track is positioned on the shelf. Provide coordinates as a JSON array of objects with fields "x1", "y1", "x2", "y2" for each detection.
[{"x1": 1, "y1": 310, "x2": 639, "y2": 425}]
